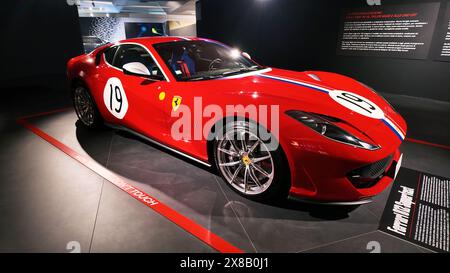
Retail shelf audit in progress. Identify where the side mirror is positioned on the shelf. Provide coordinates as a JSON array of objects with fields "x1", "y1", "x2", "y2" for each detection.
[
  {"x1": 242, "y1": 52, "x2": 251, "y2": 59},
  {"x1": 123, "y1": 62, "x2": 164, "y2": 81}
]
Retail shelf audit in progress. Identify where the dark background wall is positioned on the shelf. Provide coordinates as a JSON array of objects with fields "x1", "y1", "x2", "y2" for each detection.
[
  {"x1": 0, "y1": 0, "x2": 83, "y2": 117},
  {"x1": 0, "y1": 0, "x2": 448, "y2": 103},
  {"x1": 0, "y1": 0, "x2": 83, "y2": 87},
  {"x1": 197, "y1": 0, "x2": 450, "y2": 102}
]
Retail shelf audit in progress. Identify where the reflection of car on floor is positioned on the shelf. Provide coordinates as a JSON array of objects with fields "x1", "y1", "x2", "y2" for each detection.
[
  {"x1": 67, "y1": 36, "x2": 407, "y2": 204},
  {"x1": 82, "y1": 36, "x2": 104, "y2": 53}
]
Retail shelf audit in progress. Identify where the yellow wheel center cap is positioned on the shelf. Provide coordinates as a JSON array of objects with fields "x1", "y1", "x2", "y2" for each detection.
[{"x1": 242, "y1": 155, "x2": 251, "y2": 166}]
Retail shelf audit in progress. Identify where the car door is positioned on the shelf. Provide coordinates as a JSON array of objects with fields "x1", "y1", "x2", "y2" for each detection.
[{"x1": 98, "y1": 43, "x2": 170, "y2": 140}]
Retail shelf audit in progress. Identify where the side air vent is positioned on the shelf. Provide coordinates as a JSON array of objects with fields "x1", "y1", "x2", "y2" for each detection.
[{"x1": 347, "y1": 154, "x2": 394, "y2": 188}]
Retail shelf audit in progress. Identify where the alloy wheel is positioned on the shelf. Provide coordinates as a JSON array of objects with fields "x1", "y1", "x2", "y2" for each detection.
[
  {"x1": 74, "y1": 86, "x2": 95, "y2": 127},
  {"x1": 217, "y1": 126, "x2": 274, "y2": 195}
]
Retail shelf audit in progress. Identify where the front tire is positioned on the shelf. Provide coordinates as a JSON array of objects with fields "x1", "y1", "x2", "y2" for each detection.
[
  {"x1": 72, "y1": 84, "x2": 103, "y2": 128},
  {"x1": 213, "y1": 120, "x2": 290, "y2": 202}
]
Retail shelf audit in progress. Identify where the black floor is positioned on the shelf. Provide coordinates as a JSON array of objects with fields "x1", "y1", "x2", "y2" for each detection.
[{"x1": 0, "y1": 84, "x2": 448, "y2": 253}]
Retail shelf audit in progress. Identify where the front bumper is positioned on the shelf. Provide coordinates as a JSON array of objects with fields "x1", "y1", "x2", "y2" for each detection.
[
  {"x1": 288, "y1": 196, "x2": 374, "y2": 206},
  {"x1": 287, "y1": 147, "x2": 402, "y2": 202},
  {"x1": 278, "y1": 108, "x2": 406, "y2": 203}
]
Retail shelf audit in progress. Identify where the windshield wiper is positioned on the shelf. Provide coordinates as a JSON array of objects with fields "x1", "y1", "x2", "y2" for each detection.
[
  {"x1": 222, "y1": 66, "x2": 261, "y2": 76},
  {"x1": 182, "y1": 66, "x2": 262, "y2": 81},
  {"x1": 184, "y1": 74, "x2": 225, "y2": 81}
]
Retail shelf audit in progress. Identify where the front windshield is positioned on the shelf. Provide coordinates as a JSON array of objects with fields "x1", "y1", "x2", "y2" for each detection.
[{"x1": 153, "y1": 40, "x2": 264, "y2": 81}]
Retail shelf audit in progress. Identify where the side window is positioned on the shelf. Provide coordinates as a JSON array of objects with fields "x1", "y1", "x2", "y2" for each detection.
[
  {"x1": 104, "y1": 46, "x2": 118, "y2": 65},
  {"x1": 112, "y1": 44, "x2": 163, "y2": 77}
]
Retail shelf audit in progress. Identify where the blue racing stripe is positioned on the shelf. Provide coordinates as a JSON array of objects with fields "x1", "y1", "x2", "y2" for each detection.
[
  {"x1": 260, "y1": 73, "x2": 405, "y2": 142},
  {"x1": 258, "y1": 74, "x2": 330, "y2": 94},
  {"x1": 382, "y1": 119, "x2": 404, "y2": 141}
]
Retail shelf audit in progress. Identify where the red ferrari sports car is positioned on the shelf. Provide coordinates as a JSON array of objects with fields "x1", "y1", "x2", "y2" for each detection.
[{"x1": 67, "y1": 36, "x2": 406, "y2": 204}]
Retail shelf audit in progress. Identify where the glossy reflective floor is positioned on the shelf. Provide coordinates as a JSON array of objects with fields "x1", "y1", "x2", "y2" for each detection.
[{"x1": 0, "y1": 82, "x2": 449, "y2": 252}]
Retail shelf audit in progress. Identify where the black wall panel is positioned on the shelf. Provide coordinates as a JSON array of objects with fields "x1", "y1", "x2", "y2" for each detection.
[
  {"x1": 332, "y1": 0, "x2": 450, "y2": 102},
  {"x1": 0, "y1": 0, "x2": 83, "y2": 86},
  {"x1": 197, "y1": 0, "x2": 450, "y2": 102},
  {"x1": 197, "y1": 0, "x2": 341, "y2": 72}
]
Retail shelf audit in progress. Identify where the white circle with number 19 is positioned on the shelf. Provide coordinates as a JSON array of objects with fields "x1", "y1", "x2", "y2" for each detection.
[
  {"x1": 329, "y1": 90, "x2": 385, "y2": 119},
  {"x1": 103, "y1": 77, "x2": 129, "y2": 119}
]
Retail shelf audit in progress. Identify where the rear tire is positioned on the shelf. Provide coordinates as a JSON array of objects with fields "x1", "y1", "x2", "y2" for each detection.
[
  {"x1": 213, "y1": 120, "x2": 290, "y2": 202},
  {"x1": 72, "y1": 83, "x2": 103, "y2": 129}
]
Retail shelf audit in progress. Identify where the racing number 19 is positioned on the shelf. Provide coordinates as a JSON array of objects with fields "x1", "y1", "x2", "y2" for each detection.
[
  {"x1": 109, "y1": 84, "x2": 122, "y2": 113},
  {"x1": 336, "y1": 92, "x2": 376, "y2": 114}
]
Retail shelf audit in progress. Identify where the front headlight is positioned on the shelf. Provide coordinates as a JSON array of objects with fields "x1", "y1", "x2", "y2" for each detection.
[{"x1": 286, "y1": 110, "x2": 379, "y2": 150}]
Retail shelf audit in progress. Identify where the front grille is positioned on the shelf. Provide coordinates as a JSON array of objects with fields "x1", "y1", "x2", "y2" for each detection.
[{"x1": 347, "y1": 154, "x2": 394, "y2": 188}]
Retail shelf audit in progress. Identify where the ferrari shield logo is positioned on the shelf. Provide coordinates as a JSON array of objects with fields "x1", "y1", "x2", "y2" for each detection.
[{"x1": 172, "y1": 96, "x2": 182, "y2": 111}]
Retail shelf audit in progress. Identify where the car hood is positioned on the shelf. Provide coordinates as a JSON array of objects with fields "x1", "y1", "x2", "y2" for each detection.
[{"x1": 214, "y1": 68, "x2": 406, "y2": 141}]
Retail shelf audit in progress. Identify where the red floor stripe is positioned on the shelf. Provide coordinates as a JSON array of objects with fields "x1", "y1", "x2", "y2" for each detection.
[
  {"x1": 406, "y1": 138, "x2": 450, "y2": 151},
  {"x1": 17, "y1": 118, "x2": 243, "y2": 253},
  {"x1": 17, "y1": 107, "x2": 72, "y2": 120}
]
